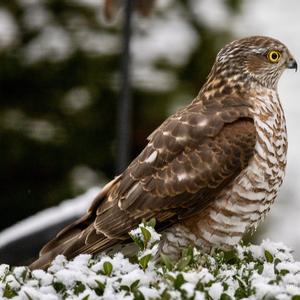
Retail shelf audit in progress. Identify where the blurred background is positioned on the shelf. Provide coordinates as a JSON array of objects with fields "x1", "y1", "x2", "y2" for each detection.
[{"x1": 0, "y1": 0, "x2": 300, "y2": 264}]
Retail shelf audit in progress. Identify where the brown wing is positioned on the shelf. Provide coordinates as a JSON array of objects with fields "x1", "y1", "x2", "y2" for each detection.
[{"x1": 30, "y1": 96, "x2": 256, "y2": 270}]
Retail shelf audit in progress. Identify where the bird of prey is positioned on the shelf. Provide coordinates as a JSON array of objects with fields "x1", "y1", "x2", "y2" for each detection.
[{"x1": 30, "y1": 36, "x2": 297, "y2": 270}]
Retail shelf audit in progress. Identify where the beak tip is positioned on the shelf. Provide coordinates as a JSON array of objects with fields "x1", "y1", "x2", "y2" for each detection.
[
  {"x1": 294, "y1": 61, "x2": 298, "y2": 72},
  {"x1": 287, "y1": 58, "x2": 298, "y2": 72}
]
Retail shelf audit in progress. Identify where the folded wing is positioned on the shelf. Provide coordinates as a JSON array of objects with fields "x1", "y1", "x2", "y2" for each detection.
[{"x1": 30, "y1": 96, "x2": 256, "y2": 270}]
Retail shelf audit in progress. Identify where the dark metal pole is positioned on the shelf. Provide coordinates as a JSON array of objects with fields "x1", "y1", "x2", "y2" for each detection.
[{"x1": 116, "y1": 0, "x2": 134, "y2": 173}]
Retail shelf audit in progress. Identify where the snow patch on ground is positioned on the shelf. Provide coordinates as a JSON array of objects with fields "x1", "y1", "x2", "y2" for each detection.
[{"x1": 0, "y1": 187, "x2": 100, "y2": 249}]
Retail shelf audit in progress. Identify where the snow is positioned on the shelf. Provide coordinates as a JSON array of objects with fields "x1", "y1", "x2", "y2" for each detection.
[
  {"x1": 23, "y1": 25, "x2": 74, "y2": 63},
  {"x1": 132, "y1": 11, "x2": 198, "y2": 67},
  {"x1": 1, "y1": 109, "x2": 63, "y2": 143},
  {"x1": 0, "y1": 187, "x2": 100, "y2": 249},
  {"x1": 131, "y1": 0, "x2": 198, "y2": 92},
  {"x1": 138, "y1": 286, "x2": 160, "y2": 299},
  {"x1": 74, "y1": 30, "x2": 119, "y2": 55},
  {"x1": 61, "y1": 87, "x2": 92, "y2": 114},
  {"x1": 181, "y1": 282, "x2": 195, "y2": 298},
  {"x1": 208, "y1": 282, "x2": 223, "y2": 300},
  {"x1": 22, "y1": 4, "x2": 53, "y2": 30},
  {"x1": 0, "y1": 8, "x2": 19, "y2": 49},
  {"x1": 194, "y1": 291, "x2": 205, "y2": 300},
  {"x1": 132, "y1": 66, "x2": 177, "y2": 92},
  {"x1": 190, "y1": 0, "x2": 232, "y2": 29}
]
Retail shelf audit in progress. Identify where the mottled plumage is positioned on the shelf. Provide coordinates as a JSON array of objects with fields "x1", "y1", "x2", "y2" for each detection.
[{"x1": 30, "y1": 36, "x2": 297, "y2": 270}]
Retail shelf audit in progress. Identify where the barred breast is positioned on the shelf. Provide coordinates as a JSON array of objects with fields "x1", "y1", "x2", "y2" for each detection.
[{"x1": 161, "y1": 88, "x2": 287, "y2": 258}]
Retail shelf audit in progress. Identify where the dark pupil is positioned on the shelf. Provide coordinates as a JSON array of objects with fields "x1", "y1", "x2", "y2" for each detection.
[{"x1": 271, "y1": 52, "x2": 278, "y2": 60}]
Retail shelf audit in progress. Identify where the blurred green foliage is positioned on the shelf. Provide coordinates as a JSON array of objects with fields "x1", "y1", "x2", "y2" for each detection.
[{"x1": 0, "y1": 0, "x2": 241, "y2": 230}]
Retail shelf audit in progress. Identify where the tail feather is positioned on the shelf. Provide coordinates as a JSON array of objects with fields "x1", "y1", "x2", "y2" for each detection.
[
  {"x1": 29, "y1": 240, "x2": 74, "y2": 270},
  {"x1": 29, "y1": 177, "x2": 121, "y2": 270},
  {"x1": 29, "y1": 229, "x2": 117, "y2": 270}
]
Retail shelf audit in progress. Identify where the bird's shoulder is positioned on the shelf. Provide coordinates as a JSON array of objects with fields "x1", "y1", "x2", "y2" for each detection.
[{"x1": 127, "y1": 94, "x2": 254, "y2": 178}]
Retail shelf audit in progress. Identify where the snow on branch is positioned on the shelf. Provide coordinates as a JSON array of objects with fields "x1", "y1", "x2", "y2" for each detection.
[{"x1": 1, "y1": 220, "x2": 300, "y2": 299}]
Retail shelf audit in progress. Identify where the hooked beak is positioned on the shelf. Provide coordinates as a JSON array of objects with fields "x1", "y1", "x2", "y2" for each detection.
[{"x1": 287, "y1": 58, "x2": 298, "y2": 72}]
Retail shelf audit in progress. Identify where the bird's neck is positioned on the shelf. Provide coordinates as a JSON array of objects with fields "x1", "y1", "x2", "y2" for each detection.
[{"x1": 198, "y1": 65, "x2": 278, "y2": 99}]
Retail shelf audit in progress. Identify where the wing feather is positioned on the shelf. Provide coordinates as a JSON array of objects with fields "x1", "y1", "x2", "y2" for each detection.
[{"x1": 30, "y1": 96, "x2": 256, "y2": 270}]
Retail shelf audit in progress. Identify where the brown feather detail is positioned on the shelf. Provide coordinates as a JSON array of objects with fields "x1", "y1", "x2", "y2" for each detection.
[{"x1": 38, "y1": 176, "x2": 121, "y2": 257}]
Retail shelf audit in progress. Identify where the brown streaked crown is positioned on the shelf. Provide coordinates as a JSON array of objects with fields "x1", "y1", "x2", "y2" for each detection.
[{"x1": 205, "y1": 36, "x2": 296, "y2": 90}]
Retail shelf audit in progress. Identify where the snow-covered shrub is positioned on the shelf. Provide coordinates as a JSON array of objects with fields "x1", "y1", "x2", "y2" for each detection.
[{"x1": 1, "y1": 221, "x2": 300, "y2": 299}]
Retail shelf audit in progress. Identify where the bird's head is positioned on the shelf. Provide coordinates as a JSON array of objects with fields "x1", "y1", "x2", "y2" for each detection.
[{"x1": 214, "y1": 36, "x2": 297, "y2": 89}]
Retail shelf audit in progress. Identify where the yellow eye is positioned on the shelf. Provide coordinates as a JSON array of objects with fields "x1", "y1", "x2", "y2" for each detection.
[{"x1": 267, "y1": 50, "x2": 281, "y2": 63}]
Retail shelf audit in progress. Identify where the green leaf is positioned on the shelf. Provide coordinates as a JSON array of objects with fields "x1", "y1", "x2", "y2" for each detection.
[
  {"x1": 81, "y1": 296, "x2": 89, "y2": 300},
  {"x1": 238, "y1": 276, "x2": 247, "y2": 287},
  {"x1": 160, "y1": 289, "x2": 171, "y2": 300},
  {"x1": 222, "y1": 282, "x2": 229, "y2": 291},
  {"x1": 24, "y1": 292, "x2": 33, "y2": 300},
  {"x1": 234, "y1": 287, "x2": 247, "y2": 298},
  {"x1": 3, "y1": 283, "x2": 17, "y2": 299},
  {"x1": 74, "y1": 281, "x2": 86, "y2": 295},
  {"x1": 160, "y1": 253, "x2": 173, "y2": 271},
  {"x1": 21, "y1": 268, "x2": 29, "y2": 282},
  {"x1": 220, "y1": 293, "x2": 232, "y2": 300},
  {"x1": 139, "y1": 254, "x2": 152, "y2": 270},
  {"x1": 94, "y1": 280, "x2": 105, "y2": 296},
  {"x1": 280, "y1": 269, "x2": 290, "y2": 276},
  {"x1": 264, "y1": 250, "x2": 274, "y2": 263},
  {"x1": 181, "y1": 246, "x2": 194, "y2": 265},
  {"x1": 53, "y1": 281, "x2": 66, "y2": 294},
  {"x1": 185, "y1": 246, "x2": 194, "y2": 259},
  {"x1": 174, "y1": 273, "x2": 185, "y2": 290},
  {"x1": 195, "y1": 280, "x2": 204, "y2": 291},
  {"x1": 120, "y1": 285, "x2": 130, "y2": 292},
  {"x1": 274, "y1": 258, "x2": 281, "y2": 265},
  {"x1": 274, "y1": 258, "x2": 282, "y2": 274},
  {"x1": 130, "y1": 280, "x2": 140, "y2": 292},
  {"x1": 176, "y1": 255, "x2": 191, "y2": 271},
  {"x1": 129, "y1": 233, "x2": 144, "y2": 250},
  {"x1": 255, "y1": 262, "x2": 264, "y2": 275},
  {"x1": 146, "y1": 218, "x2": 156, "y2": 228},
  {"x1": 133, "y1": 290, "x2": 145, "y2": 300},
  {"x1": 292, "y1": 296, "x2": 300, "y2": 300},
  {"x1": 141, "y1": 227, "x2": 151, "y2": 248},
  {"x1": 164, "y1": 274, "x2": 175, "y2": 283},
  {"x1": 223, "y1": 250, "x2": 238, "y2": 265},
  {"x1": 103, "y1": 261, "x2": 113, "y2": 276}
]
